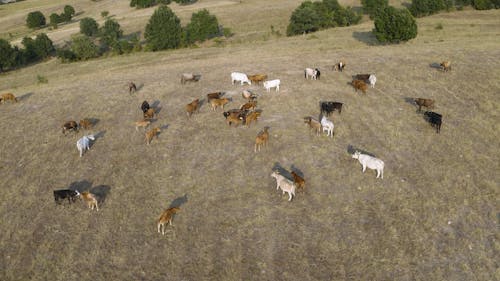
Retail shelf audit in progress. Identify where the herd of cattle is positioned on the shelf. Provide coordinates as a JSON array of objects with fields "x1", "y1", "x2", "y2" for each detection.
[{"x1": 0, "y1": 60, "x2": 450, "y2": 234}]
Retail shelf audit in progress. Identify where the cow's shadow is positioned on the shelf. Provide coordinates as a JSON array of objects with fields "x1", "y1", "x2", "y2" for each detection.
[
  {"x1": 347, "y1": 145, "x2": 376, "y2": 157},
  {"x1": 169, "y1": 194, "x2": 188, "y2": 209},
  {"x1": 68, "y1": 180, "x2": 93, "y2": 192},
  {"x1": 429, "y1": 62, "x2": 442, "y2": 70},
  {"x1": 91, "y1": 185, "x2": 111, "y2": 205},
  {"x1": 272, "y1": 162, "x2": 292, "y2": 179},
  {"x1": 17, "y1": 92, "x2": 34, "y2": 102}
]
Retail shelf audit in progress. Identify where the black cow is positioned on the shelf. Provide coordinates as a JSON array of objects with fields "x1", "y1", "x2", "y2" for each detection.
[
  {"x1": 54, "y1": 189, "x2": 80, "y2": 204},
  {"x1": 141, "y1": 101, "x2": 150, "y2": 113},
  {"x1": 424, "y1": 111, "x2": 442, "y2": 134},
  {"x1": 320, "y1": 101, "x2": 343, "y2": 116}
]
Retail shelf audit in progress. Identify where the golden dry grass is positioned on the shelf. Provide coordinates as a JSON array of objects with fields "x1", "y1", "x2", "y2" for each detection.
[{"x1": 0, "y1": 1, "x2": 499, "y2": 280}]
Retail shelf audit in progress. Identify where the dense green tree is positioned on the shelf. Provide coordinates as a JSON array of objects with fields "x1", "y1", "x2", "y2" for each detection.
[
  {"x1": 34, "y1": 33, "x2": 55, "y2": 59},
  {"x1": 287, "y1": 2, "x2": 321, "y2": 36},
  {"x1": 49, "y1": 13, "x2": 61, "y2": 28},
  {"x1": 80, "y1": 17, "x2": 99, "y2": 37},
  {"x1": 144, "y1": 6, "x2": 182, "y2": 51},
  {"x1": 64, "y1": 5, "x2": 76, "y2": 18},
  {"x1": 410, "y1": 0, "x2": 446, "y2": 17},
  {"x1": 26, "y1": 11, "x2": 46, "y2": 29},
  {"x1": 361, "y1": 0, "x2": 389, "y2": 19},
  {"x1": 100, "y1": 18, "x2": 123, "y2": 46},
  {"x1": 373, "y1": 6, "x2": 417, "y2": 43},
  {"x1": 185, "y1": 9, "x2": 219, "y2": 44},
  {"x1": 0, "y1": 39, "x2": 17, "y2": 71},
  {"x1": 472, "y1": 0, "x2": 494, "y2": 9},
  {"x1": 71, "y1": 35, "x2": 99, "y2": 60}
]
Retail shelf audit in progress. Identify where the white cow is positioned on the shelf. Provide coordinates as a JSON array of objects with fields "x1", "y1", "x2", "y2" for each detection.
[
  {"x1": 263, "y1": 79, "x2": 280, "y2": 92},
  {"x1": 304, "y1": 68, "x2": 320, "y2": 80},
  {"x1": 271, "y1": 171, "x2": 296, "y2": 201},
  {"x1": 76, "y1": 135, "x2": 95, "y2": 157},
  {"x1": 231, "y1": 72, "x2": 251, "y2": 85},
  {"x1": 352, "y1": 151, "x2": 384, "y2": 179},
  {"x1": 320, "y1": 116, "x2": 334, "y2": 138},
  {"x1": 368, "y1": 74, "x2": 377, "y2": 88}
]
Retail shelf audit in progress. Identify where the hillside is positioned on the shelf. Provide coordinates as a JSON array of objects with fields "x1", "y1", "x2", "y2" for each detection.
[{"x1": 0, "y1": 1, "x2": 499, "y2": 280}]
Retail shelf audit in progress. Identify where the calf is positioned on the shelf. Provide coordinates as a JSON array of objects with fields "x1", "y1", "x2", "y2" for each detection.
[
  {"x1": 186, "y1": 98, "x2": 200, "y2": 118},
  {"x1": 80, "y1": 191, "x2": 99, "y2": 211},
  {"x1": 157, "y1": 207, "x2": 180, "y2": 235},
  {"x1": 210, "y1": 97, "x2": 231, "y2": 111},
  {"x1": 414, "y1": 98, "x2": 435, "y2": 112},
  {"x1": 248, "y1": 74, "x2": 268, "y2": 84},
  {"x1": 245, "y1": 110, "x2": 261, "y2": 127},
  {"x1": 440, "y1": 61, "x2": 451, "y2": 72},
  {"x1": 54, "y1": 189, "x2": 80, "y2": 204},
  {"x1": 304, "y1": 116, "x2": 322, "y2": 135},
  {"x1": 76, "y1": 135, "x2": 95, "y2": 157},
  {"x1": 254, "y1": 127, "x2": 269, "y2": 152},
  {"x1": 128, "y1": 82, "x2": 137, "y2": 94},
  {"x1": 0, "y1": 93, "x2": 18, "y2": 103},
  {"x1": 143, "y1": 108, "x2": 155, "y2": 119},
  {"x1": 333, "y1": 61, "x2": 346, "y2": 72},
  {"x1": 291, "y1": 171, "x2": 305, "y2": 192},
  {"x1": 181, "y1": 73, "x2": 201, "y2": 84},
  {"x1": 134, "y1": 120, "x2": 151, "y2": 131},
  {"x1": 240, "y1": 100, "x2": 257, "y2": 111},
  {"x1": 145, "y1": 127, "x2": 161, "y2": 144},
  {"x1": 79, "y1": 119, "x2": 92, "y2": 130},
  {"x1": 351, "y1": 79, "x2": 367, "y2": 94},
  {"x1": 424, "y1": 111, "x2": 442, "y2": 134},
  {"x1": 62, "y1": 121, "x2": 79, "y2": 135},
  {"x1": 320, "y1": 101, "x2": 343, "y2": 116},
  {"x1": 352, "y1": 151, "x2": 384, "y2": 179}
]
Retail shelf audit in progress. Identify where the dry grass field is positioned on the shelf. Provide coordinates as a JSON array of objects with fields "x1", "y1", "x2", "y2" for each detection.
[{"x1": 0, "y1": 1, "x2": 499, "y2": 280}]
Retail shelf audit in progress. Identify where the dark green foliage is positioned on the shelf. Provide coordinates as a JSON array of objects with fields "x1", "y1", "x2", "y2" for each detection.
[
  {"x1": 100, "y1": 19, "x2": 123, "y2": 46},
  {"x1": 174, "y1": 0, "x2": 196, "y2": 4},
  {"x1": 144, "y1": 6, "x2": 182, "y2": 51},
  {"x1": 21, "y1": 37, "x2": 38, "y2": 63},
  {"x1": 373, "y1": 6, "x2": 417, "y2": 43},
  {"x1": 49, "y1": 13, "x2": 61, "y2": 28},
  {"x1": 185, "y1": 9, "x2": 220, "y2": 44},
  {"x1": 472, "y1": 0, "x2": 494, "y2": 9},
  {"x1": 60, "y1": 5, "x2": 75, "y2": 22},
  {"x1": 26, "y1": 11, "x2": 46, "y2": 29},
  {"x1": 287, "y1": 0, "x2": 361, "y2": 36},
  {"x1": 56, "y1": 48, "x2": 77, "y2": 63},
  {"x1": 130, "y1": 0, "x2": 156, "y2": 8},
  {"x1": 361, "y1": 0, "x2": 389, "y2": 19},
  {"x1": 410, "y1": 0, "x2": 446, "y2": 17},
  {"x1": 80, "y1": 17, "x2": 99, "y2": 37},
  {"x1": 71, "y1": 35, "x2": 99, "y2": 60},
  {"x1": 0, "y1": 39, "x2": 17, "y2": 71},
  {"x1": 33, "y1": 33, "x2": 55, "y2": 59}
]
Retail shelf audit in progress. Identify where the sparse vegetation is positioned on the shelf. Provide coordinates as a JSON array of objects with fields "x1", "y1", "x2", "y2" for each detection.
[{"x1": 373, "y1": 6, "x2": 418, "y2": 43}]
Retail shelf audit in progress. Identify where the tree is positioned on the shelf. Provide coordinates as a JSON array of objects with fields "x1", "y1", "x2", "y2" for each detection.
[
  {"x1": 21, "y1": 37, "x2": 38, "y2": 62},
  {"x1": 287, "y1": 2, "x2": 322, "y2": 36},
  {"x1": 49, "y1": 13, "x2": 61, "y2": 28},
  {"x1": 174, "y1": 0, "x2": 196, "y2": 4},
  {"x1": 71, "y1": 35, "x2": 99, "y2": 60},
  {"x1": 185, "y1": 9, "x2": 220, "y2": 44},
  {"x1": 34, "y1": 33, "x2": 54, "y2": 59},
  {"x1": 373, "y1": 6, "x2": 417, "y2": 43},
  {"x1": 130, "y1": 0, "x2": 156, "y2": 8},
  {"x1": 100, "y1": 19, "x2": 123, "y2": 47},
  {"x1": 0, "y1": 39, "x2": 17, "y2": 72},
  {"x1": 26, "y1": 11, "x2": 46, "y2": 29},
  {"x1": 80, "y1": 17, "x2": 99, "y2": 37},
  {"x1": 472, "y1": 0, "x2": 494, "y2": 9},
  {"x1": 361, "y1": 0, "x2": 389, "y2": 19},
  {"x1": 64, "y1": 5, "x2": 76, "y2": 18},
  {"x1": 410, "y1": 0, "x2": 446, "y2": 17},
  {"x1": 144, "y1": 6, "x2": 182, "y2": 51}
]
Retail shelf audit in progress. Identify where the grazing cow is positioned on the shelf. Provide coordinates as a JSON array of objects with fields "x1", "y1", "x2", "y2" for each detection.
[
  {"x1": 80, "y1": 191, "x2": 99, "y2": 211},
  {"x1": 157, "y1": 207, "x2": 180, "y2": 235},
  {"x1": 424, "y1": 111, "x2": 442, "y2": 133},
  {"x1": 181, "y1": 73, "x2": 201, "y2": 84},
  {"x1": 145, "y1": 127, "x2": 161, "y2": 145},
  {"x1": 414, "y1": 98, "x2": 435, "y2": 112},
  {"x1": 352, "y1": 151, "x2": 384, "y2": 179},
  {"x1": 245, "y1": 110, "x2": 261, "y2": 127},
  {"x1": 291, "y1": 171, "x2": 305, "y2": 191},
  {"x1": 333, "y1": 61, "x2": 346, "y2": 72},
  {"x1": 134, "y1": 120, "x2": 151, "y2": 131},
  {"x1": 271, "y1": 171, "x2": 296, "y2": 201},
  {"x1": 128, "y1": 82, "x2": 137, "y2": 94},
  {"x1": 141, "y1": 101, "x2": 150, "y2": 113},
  {"x1": 143, "y1": 108, "x2": 155, "y2": 120},
  {"x1": 54, "y1": 189, "x2": 80, "y2": 204},
  {"x1": 320, "y1": 101, "x2": 343, "y2": 116},
  {"x1": 240, "y1": 100, "x2": 257, "y2": 111},
  {"x1": 186, "y1": 98, "x2": 200, "y2": 118},
  {"x1": 210, "y1": 97, "x2": 231, "y2": 111},
  {"x1": 263, "y1": 79, "x2": 280, "y2": 92},
  {"x1": 231, "y1": 72, "x2": 252, "y2": 85},
  {"x1": 248, "y1": 74, "x2": 268, "y2": 84},
  {"x1": 242, "y1": 90, "x2": 258, "y2": 101},
  {"x1": 223, "y1": 109, "x2": 247, "y2": 127},
  {"x1": 351, "y1": 79, "x2": 367, "y2": 94},
  {"x1": 254, "y1": 127, "x2": 269, "y2": 152},
  {"x1": 0, "y1": 93, "x2": 18, "y2": 103},
  {"x1": 320, "y1": 116, "x2": 334, "y2": 138},
  {"x1": 304, "y1": 68, "x2": 320, "y2": 80},
  {"x1": 355, "y1": 74, "x2": 376, "y2": 88},
  {"x1": 79, "y1": 119, "x2": 92, "y2": 130},
  {"x1": 76, "y1": 135, "x2": 95, "y2": 157},
  {"x1": 440, "y1": 61, "x2": 451, "y2": 72},
  {"x1": 368, "y1": 75, "x2": 377, "y2": 88},
  {"x1": 304, "y1": 116, "x2": 322, "y2": 135},
  {"x1": 62, "y1": 121, "x2": 79, "y2": 134}
]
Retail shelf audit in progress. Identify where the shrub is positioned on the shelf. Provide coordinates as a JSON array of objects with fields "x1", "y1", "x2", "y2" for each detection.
[
  {"x1": 33, "y1": 33, "x2": 55, "y2": 59},
  {"x1": 472, "y1": 0, "x2": 494, "y2": 9},
  {"x1": 373, "y1": 6, "x2": 417, "y2": 43},
  {"x1": 71, "y1": 35, "x2": 99, "y2": 60},
  {"x1": 287, "y1": 0, "x2": 361, "y2": 36},
  {"x1": 37, "y1": 75, "x2": 48, "y2": 84},
  {"x1": 100, "y1": 19, "x2": 123, "y2": 46},
  {"x1": 0, "y1": 39, "x2": 17, "y2": 72},
  {"x1": 130, "y1": 0, "x2": 156, "y2": 8},
  {"x1": 56, "y1": 48, "x2": 77, "y2": 63},
  {"x1": 80, "y1": 17, "x2": 99, "y2": 37},
  {"x1": 174, "y1": 0, "x2": 196, "y2": 4},
  {"x1": 410, "y1": 0, "x2": 446, "y2": 17},
  {"x1": 144, "y1": 6, "x2": 182, "y2": 51},
  {"x1": 21, "y1": 37, "x2": 38, "y2": 62},
  {"x1": 61, "y1": 5, "x2": 75, "y2": 22},
  {"x1": 26, "y1": 11, "x2": 46, "y2": 29},
  {"x1": 361, "y1": 0, "x2": 389, "y2": 19},
  {"x1": 185, "y1": 9, "x2": 220, "y2": 44},
  {"x1": 49, "y1": 13, "x2": 61, "y2": 28}
]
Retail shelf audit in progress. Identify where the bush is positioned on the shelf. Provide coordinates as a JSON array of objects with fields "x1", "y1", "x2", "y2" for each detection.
[
  {"x1": 287, "y1": 0, "x2": 361, "y2": 36},
  {"x1": 472, "y1": 0, "x2": 494, "y2": 9},
  {"x1": 37, "y1": 75, "x2": 48, "y2": 84},
  {"x1": 0, "y1": 39, "x2": 17, "y2": 71},
  {"x1": 33, "y1": 33, "x2": 55, "y2": 59},
  {"x1": 101, "y1": 11, "x2": 109, "y2": 18},
  {"x1": 144, "y1": 6, "x2": 182, "y2": 51},
  {"x1": 373, "y1": 6, "x2": 417, "y2": 43},
  {"x1": 100, "y1": 18, "x2": 123, "y2": 46},
  {"x1": 410, "y1": 0, "x2": 446, "y2": 17},
  {"x1": 71, "y1": 35, "x2": 99, "y2": 60},
  {"x1": 361, "y1": 0, "x2": 389, "y2": 19},
  {"x1": 185, "y1": 9, "x2": 220, "y2": 44},
  {"x1": 130, "y1": 0, "x2": 156, "y2": 8},
  {"x1": 174, "y1": 0, "x2": 196, "y2": 4},
  {"x1": 80, "y1": 17, "x2": 99, "y2": 37},
  {"x1": 61, "y1": 5, "x2": 75, "y2": 22},
  {"x1": 49, "y1": 13, "x2": 61, "y2": 28},
  {"x1": 26, "y1": 11, "x2": 46, "y2": 29},
  {"x1": 56, "y1": 48, "x2": 77, "y2": 63}
]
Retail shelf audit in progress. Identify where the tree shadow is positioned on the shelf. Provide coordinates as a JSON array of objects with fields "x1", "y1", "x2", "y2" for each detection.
[
  {"x1": 68, "y1": 180, "x2": 93, "y2": 192},
  {"x1": 352, "y1": 31, "x2": 379, "y2": 46},
  {"x1": 347, "y1": 145, "x2": 376, "y2": 157},
  {"x1": 91, "y1": 185, "x2": 111, "y2": 205},
  {"x1": 17, "y1": 92, "x2": 33, "y2": 102},
  {"x1": 169, "y1": 194, "x2": 188, "y2": 209}
]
